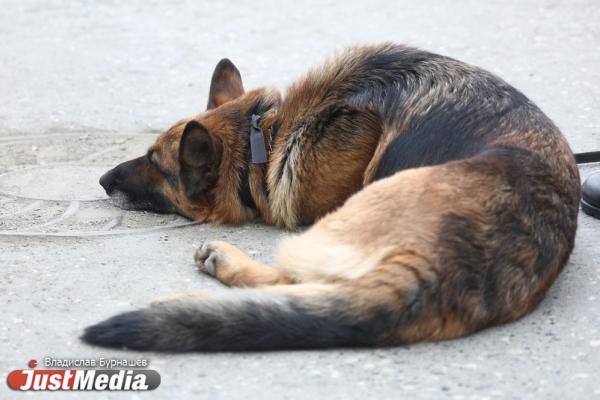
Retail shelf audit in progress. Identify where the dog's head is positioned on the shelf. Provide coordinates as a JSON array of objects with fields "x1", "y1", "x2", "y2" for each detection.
[{"x1": 99, "y1": 59, "x2": 280, "y2": 223}]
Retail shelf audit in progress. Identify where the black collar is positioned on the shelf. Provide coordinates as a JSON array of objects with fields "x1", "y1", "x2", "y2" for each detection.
[{"x1": 238, "y1": 166, "x2": 256, "y2": 210}]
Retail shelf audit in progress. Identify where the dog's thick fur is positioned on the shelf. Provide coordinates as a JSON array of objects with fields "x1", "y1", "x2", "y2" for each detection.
[{"x1": 85, "y1": 44, "x2": 580, "y2": 352}]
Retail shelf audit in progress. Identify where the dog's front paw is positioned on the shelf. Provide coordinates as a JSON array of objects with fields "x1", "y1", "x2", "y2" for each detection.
[
  {"x1": 194, "y1": 240, "x2": 250, "y2": 279},
  {"x1": 194, "y1": 241, "x2": 238, "y2": 276},
  {"x1": 195, "y1": 241, "x2": 220, "y2": 276}
]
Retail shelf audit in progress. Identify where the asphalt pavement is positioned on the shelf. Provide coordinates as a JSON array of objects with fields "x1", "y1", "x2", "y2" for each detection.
[{"x1": 1, "y1": 1, "x2": 599, "y2": 399}]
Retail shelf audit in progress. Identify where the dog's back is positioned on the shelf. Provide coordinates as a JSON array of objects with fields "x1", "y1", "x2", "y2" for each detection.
[{"x1": 266, "y1": 44, "x2": 579, "y2": 226}]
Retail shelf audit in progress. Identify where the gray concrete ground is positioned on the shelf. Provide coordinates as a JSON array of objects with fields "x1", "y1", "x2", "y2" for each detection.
[{"x1": 1, "y1": 0, "x2": 599, "y2": 398}]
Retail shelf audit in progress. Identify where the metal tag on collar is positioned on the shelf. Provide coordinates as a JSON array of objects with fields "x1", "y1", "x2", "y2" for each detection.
[{"x1": 250, "y1": 114, "x2": 268, "y2": 164}]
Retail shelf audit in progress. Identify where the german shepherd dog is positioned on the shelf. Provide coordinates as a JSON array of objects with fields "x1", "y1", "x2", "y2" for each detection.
[{"x1": 83, "y1": 44, "x2": 580, "y2": 352}]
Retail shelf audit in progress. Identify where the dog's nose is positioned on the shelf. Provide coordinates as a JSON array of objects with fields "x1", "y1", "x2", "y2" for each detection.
[{"x1": 99, "y1": 170, "x2": 117, "y2": 195}]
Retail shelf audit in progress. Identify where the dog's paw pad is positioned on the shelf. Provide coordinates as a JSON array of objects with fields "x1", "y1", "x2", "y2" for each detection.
[{"x1": 194, "y1": 242, "x2": 210, "y2": 265}]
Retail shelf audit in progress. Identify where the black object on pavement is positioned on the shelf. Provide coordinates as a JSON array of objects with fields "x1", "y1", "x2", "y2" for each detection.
[
  {"x1": 575, "y1": 151, "x2": 600, "y2": 220},
  {"x1": 581, "y1": 172, "x2": 600, "y2": 219}
]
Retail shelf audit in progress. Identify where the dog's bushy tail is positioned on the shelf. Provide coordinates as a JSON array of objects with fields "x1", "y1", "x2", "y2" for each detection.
[{"x1": 81, "y1": 283, "x2": 415, "y2": 352}]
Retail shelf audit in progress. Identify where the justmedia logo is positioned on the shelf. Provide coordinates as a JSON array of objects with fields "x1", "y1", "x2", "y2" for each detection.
[{"x1": 6, "y1": 359, "x2": 161, "y2": 391}]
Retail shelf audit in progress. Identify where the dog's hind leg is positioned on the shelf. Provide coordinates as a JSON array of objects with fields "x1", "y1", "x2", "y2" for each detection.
[{"x1": 195, "y1": 241, "x2": 293, "y2": 287}]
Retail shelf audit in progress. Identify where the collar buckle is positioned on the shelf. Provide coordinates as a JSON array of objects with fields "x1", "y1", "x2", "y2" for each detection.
[{"x1": 250, "y1": 114, "x2": 268, "y2": 164}]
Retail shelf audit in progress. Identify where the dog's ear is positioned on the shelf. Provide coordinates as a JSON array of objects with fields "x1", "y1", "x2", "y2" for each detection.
[
  {"x1": 179, "y1": 120, "x2": 222, "y2": 197},
  {"x1": 206, "y1": 58, "x2": 244, "y2": 110}
]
